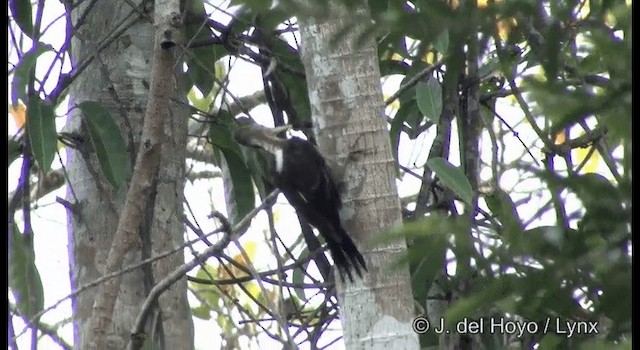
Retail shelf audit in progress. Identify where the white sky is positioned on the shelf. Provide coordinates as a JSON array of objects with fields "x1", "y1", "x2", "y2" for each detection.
[{"x1": 8, "y1": 1, "x2": 622, "y2": 349}]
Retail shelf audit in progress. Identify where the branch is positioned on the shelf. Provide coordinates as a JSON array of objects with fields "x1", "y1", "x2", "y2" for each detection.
[
  {"x1": 11, "y1": 218, "x2": 230, "y2": 343},
  {"x1": 384, "y1": 59, "x2": 444, "y2": 106},
  {"x1": 128, "y1": 190, "x2": 280, "y2": 349},
  {"x1": 553, "y1": 126, "x2": 608, "y2": 155},
  {"x1": 481, "y1": 100, "x2": 541, "y2": 167},
  {"x1": 8, "y1": 170, "x2": 66, "y2": 211},
  {"x1": 9, "y1": 303, "x2": 72, "y2": 350}
]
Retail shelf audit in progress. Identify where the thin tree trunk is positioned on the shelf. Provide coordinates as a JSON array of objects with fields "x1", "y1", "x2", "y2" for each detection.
[
  {"x1": 65, "y1": 0, "x2": 193, "y2": 348},
  {"x1": 298, "y1": 3, "x2": 419, "y2": 349}
]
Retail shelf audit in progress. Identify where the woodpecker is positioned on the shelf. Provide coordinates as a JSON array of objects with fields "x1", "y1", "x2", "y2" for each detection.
[{"x1": 234, "y1": 122, "x2": 367, "y2": 282}]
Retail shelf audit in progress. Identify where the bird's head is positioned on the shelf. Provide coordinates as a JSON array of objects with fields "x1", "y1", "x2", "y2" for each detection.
[{"x1": 233, "y1": 120, "x2": 292, "y2": 155}]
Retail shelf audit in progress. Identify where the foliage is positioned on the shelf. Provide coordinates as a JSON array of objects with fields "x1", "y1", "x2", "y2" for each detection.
[{"x1": 246, "y1": 0, "x2": 629, "y2": 348}]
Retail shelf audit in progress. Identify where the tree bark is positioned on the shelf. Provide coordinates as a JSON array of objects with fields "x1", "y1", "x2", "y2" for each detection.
[
  {"x1": 65, "y1": 0, "x2": 193, "y2": 348},
  {"x1": 298, "y1": 3, "x2": 419, "y2": 349}
]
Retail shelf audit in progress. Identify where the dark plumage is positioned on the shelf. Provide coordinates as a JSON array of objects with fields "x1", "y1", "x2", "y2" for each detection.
[{"x1": 234, "y1": 123, "x2": 367, "y2": 282}]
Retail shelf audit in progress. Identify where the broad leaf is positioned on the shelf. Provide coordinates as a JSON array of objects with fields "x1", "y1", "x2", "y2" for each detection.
[
  {"x1": 9, "y1": 224, "x2": 44, "y2": 319},
  {"x1": 291, "y1": 247, "x2": 310, "y2": 301},
  {"x1": 191, "y1": 304, "x2": 212, "y2": 320},
  {"x1": 9, "y1": 139, "x2": 22, "y2": 167},
  {"x1": 220, "y1": 150, "x2": 255, "y2": 225},
  {"x1": 416, "y1": 79, "x2": 442, "y2": 124},
  {"x1": 409, "y1": 234, "x2": 447, "y2": 309},
  {"x1": 427, "y1": 157, "x2": 473, "y2": 204},
  {"x1": 9, "y1": 0, "x2": 33, "y2": 39},
  {"x1": 184, "y1": 0, "x2": 226, "y2": 95},
  {"x1": 78, "y1": 101, "x2": 131, "y2": 189},
  {"x1": 444, "y1": 275, "x2": 515, "y2": 325},
  {"x1": 27, "y1": 98, "x2": 57, "y2": 172},
  {"x1": 209, "y1": 110, "x2": 244, "y2": 158},
  {"x1": 433, "y1": 29, "x2": 449, "y2": 54},
  {"x1": 483, "y1": 188, "x2": 523, "y2": 244}
]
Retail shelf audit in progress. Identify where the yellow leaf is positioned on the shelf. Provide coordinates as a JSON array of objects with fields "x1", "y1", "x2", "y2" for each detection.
[
  {"x1": 272, "y1": 207, "x2": 281, "y2": 223},
  {"x1": 421, "y1": 52, "x2": 435, "y2": 64},
  {"x1": 390, "y1": 53, "x2": 404, "y2": 61},
  {"x1": 243, "y1": 241, "x2": 257, "y2": 261},
  {"x1": 575, "y1": 147, "x2": 601, "y2": 174},
  {"x1": 604, "y1": 12, "x2": 617, "y2": 27},
  {"x1": 9, "y1": 103, "x2": 27, "y2": 129},
  {"x1": 577, "y1": 1, "x2": 591, "y2": 20},
  {"x1": 245, "y1": 281, "x2": 261, "y2": 301},
  {"x1": 384, "y1": 94, "x2": 400, "y2": 111},
  {"x1": 497, "y1": 17, "x2": 517, "y2": 41},
  {"x1": 223, "y1": 241, "x2": 258, "y2": 278},
  {"x1": 187, "y1": 86, "x2": 213, "y2": 112}
]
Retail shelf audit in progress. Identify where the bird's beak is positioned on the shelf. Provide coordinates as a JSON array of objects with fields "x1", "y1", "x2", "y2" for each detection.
[
  {"x1": 267, "y1": 124, "x2": 293, "y2": 135},
  {"x1": 234, "y1": 124, "x2": 292, "y2": 148}
]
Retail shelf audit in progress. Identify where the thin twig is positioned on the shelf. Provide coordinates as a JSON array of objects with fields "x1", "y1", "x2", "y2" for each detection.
[
  {"x1": 481, "y1": 100, "x2": 541, "y2": 167},
  {"x1": 11, "y1": 219, "x2": 229, "y2": 342},
  {"x1": 127, "y1": 190, "x2": 280, "y2": 349},
  {"x1": 8, "y1": 303, "x2": 72, "y2": 350}
]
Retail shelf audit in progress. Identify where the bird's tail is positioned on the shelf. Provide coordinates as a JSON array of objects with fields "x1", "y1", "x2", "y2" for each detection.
[{"x1": 325, "y1": 227, "x2": 367, "y2": 283}]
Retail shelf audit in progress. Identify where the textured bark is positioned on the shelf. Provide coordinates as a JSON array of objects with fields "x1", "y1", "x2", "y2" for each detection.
[
  {"x1": 65, "y1": 0, "x2": 192, "y2": 348},
  {"x1": 298, "y1": 3, "x2": 419, "y2": 349}
]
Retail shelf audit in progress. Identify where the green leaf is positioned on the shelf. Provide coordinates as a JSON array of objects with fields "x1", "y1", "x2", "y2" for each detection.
[
  {"x1": 515, "y1": 226, "x2": 565, "y2": 259},
  {"x1": 416, "y1": 79, "x2": 442, "y2": 124},
  {"x1": 579, "y1": 339, "x2": 632, "y2": 350},
  {"x1": 184, "y1": 0, "x2": 226, "y2": 95},
  {"x1": 427, "y1": 157, "x2": 473, "y2": 204},
  {"x1": 78, "y1": 101, "x2": 131, "y2": 189},
  {"x1": 563, "y1": 173, "x2": 624, "y2": 216},
  {"x1": 269, "y1": 38, "x2": 310, "y2": 126},
  {"x1": 220, "y1": 150, "x2": 255, "y2": 225},
  {"x1": 403, "y1": 99, "x2": 426, "y2": 132},
  {"x1": 537, "y1": 334, "x2": 564, "y2": 349},
  {"x1": 444, "y1": 275, "x2": 515, "y2": 325},
  {"x1": 239, "y1": 146, "x2": 270, "y2": 198},
  {"x1": 232, "y1": 0, "x2": 272, "y2": 11},
  {"x1": 9, "y1": 224, "x2": 44, "y2": 319},
  {"x1": 9, "y1": 139, "x2": 23, "y2": 167},
  {"x1": 209, "y1": 110, "x2": 244, "y2": 158},
  {"x1": 542, "y1": 21, "x2": 562, "y2": 82},
  {"x1": 409, "y1": 234, "x2": 448, "y2": 307},
  {"x1": 9, "y1": 0, "x2": 33, "y2": 39},
  {"x1": 292, "y1": 247, "x2": 310, "y2": 301},
  {"x1": 27, "y1": 97, "x2": 57, "y2": 172},
  {"x1": 11, "y1": 44, "x2": 53, "y2": 106},
  {"x1": 483, "y1": 188, "x2": 523, "y2": 244},
  {"x1": 598, "y1": 262, "x2": 631, "y2": 330},
  {"x1": 433, "y1": 29, "x2": 449, "y2": 55},
  {"x1": 389, "y1": 115, "x2": 403, "y2": 173},
  {"x1": 191, "y1": 304, "x2": 212, "y2": 320},
  {"x1": 375, "y1": 214, "x2": 461, "y2": 244},
  {"x1": 209, "y1": 114, "x2": 259, "y2": 222},
  {"x1": 379, "y1": 59, "x2": 411, "y2": 77},
  {"x1": 191, "y1": 265, "x2": 221, "y2": 311}
]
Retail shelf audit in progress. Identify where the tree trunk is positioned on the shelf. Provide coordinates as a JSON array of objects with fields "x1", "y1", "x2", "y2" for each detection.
[
  {"x1": 65, "y1": 0, "x2": 193, "y2": 348},
  {"x1": 298, "y1": 3, "x2": 419, "y2": 349}
]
